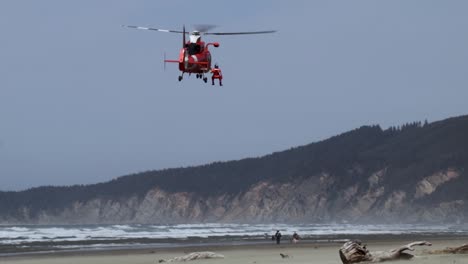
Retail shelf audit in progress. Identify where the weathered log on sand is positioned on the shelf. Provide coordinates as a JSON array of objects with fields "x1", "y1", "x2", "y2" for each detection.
[
  {"x1": 339, "y1": 240, "x2": 370, "y2": 263},
  {"x1": 427, "y1": 244, "x2": 468, "y2": 254},
  {"x1": 158, "y1": 252, "x2": 224, "y2": 262},
  {"x1": 339, "y1": 240, "x2": 432, "y2": 263}
]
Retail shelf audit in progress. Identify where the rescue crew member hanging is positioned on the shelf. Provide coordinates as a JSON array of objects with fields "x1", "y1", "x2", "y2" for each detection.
[{"x1": 210, "y1": 64, "x2": 223, "y2": 86}]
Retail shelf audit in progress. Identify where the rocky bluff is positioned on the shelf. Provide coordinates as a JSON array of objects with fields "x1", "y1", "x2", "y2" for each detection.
[{"x1": 1, "y1": 115, "x2": 467, "y2": 224}]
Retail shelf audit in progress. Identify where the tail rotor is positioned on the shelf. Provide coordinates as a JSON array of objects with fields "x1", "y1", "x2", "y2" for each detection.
[{"x1": 182, "y1": 24, "x2": 186, "y2": 47}]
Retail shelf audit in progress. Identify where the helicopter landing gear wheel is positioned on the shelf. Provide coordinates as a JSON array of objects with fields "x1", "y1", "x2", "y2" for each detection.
[
  {"x1": 203, "y1": 77, "x2": 207, "y2": 83},
  {"x1": 178, "y1": 75, "x2": 183, "y2": 82}
]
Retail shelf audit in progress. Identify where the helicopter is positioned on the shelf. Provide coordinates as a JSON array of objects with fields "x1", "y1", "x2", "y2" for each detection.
[{"x1": 123, "y1": 24, "x2": 276, "y2": 83}]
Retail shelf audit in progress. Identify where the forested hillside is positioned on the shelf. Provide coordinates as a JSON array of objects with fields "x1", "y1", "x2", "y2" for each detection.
[{"x1": 1, "y1": 115, "x2": 467, "y2": 224}]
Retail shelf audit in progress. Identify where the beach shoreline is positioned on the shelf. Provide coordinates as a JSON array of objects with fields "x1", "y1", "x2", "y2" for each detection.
[
  {"x1": 1, "y1": 234, "x2": 467, "y2": 264},
  {"x1": 2, "y1": 233, "x2": 468, "y2": 256}
]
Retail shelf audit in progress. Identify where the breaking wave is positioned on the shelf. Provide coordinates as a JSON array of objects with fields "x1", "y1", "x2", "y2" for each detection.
[{"x1": 1, "y1": 223, "x2": 467, "y2": 255}]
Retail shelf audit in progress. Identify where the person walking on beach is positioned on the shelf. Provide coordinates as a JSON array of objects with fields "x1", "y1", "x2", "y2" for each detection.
[
  {"x1": 291, "y1": 232, "x2": 300, "y2": 244},
  {"x1": 275, "y1": 230, "x2": 282, "y2": 244}
]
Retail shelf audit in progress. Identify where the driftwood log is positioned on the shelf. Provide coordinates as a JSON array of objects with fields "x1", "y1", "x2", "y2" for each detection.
[
  {"x1": 158, "y1": 252, "x2": 224, "y2": 262},
  {"x1": 339, "y1": 240, "x2": 432, "y2": 263},
  {"x1": 427, "y1": 244, "x2": 468, "y2": 254}
]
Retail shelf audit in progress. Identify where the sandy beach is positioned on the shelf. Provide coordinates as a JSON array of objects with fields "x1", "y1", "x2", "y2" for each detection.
[{"x1": 1, "y1": 237, "x2": 467, "y2": 264}]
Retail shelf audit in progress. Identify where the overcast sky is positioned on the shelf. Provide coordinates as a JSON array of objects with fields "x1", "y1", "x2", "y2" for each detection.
[{"x1": 1, "y1": 1, "x2": 468, "y2": 191}]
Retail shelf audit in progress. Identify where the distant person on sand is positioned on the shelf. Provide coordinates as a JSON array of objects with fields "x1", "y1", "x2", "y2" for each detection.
[
  {"x1": 291, "y1": 232, "x2": 300, "y2": 244},
  {"x1": 275, "y1": 230, "x2": 282, "y2": 244}
]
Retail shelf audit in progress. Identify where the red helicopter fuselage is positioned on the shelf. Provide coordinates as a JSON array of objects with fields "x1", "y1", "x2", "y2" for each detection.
[
  {"x1": 123, "y1": 24, "x2": 275, "y2": 83},
  {"x1": 164, "y1": 29, "x2": 220, "y2": 80},
  {"x1": 172, "y1": 41, "x2": 219, "y2": 74}
]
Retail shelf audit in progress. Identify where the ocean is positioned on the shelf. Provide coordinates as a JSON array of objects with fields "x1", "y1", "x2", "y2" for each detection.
[{"x1": 1, "y1": 223, "x2": 467, "y2": 255}]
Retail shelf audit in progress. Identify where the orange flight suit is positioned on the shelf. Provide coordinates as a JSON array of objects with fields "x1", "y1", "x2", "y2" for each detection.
[{"x1": 211, "y1": 67, "x2": 223, "y2": 86}]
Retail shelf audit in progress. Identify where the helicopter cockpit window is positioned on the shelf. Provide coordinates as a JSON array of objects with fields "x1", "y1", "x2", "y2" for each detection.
[{"x1": 187, "y1": 43, "x2": 201, "y2": 55}]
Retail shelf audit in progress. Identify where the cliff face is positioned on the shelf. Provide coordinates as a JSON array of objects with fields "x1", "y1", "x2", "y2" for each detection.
[
  {"x1": 1, "y1": 115, "x2": 468, "y2": 224},
  {"x1": 1, "y1": 168, "x2": 466, "y2": 224}
]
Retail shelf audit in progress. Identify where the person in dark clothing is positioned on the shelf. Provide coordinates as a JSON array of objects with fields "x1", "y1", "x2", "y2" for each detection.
[
  {"x1": 275, "y1": 230, "x2": 282, "y2": 244},
  {"x1": 187, "y1": 43, "x2": 201, "y2": 55}
]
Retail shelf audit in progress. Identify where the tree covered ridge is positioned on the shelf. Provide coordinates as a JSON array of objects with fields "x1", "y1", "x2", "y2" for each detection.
[{"x1": 1, "y1": 115, "x2": 468, "y2": 217}]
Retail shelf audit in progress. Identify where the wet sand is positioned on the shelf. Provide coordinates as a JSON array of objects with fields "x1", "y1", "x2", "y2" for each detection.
[{"x1": 1, "y1": 236, "x2": 467, "y2": 264}]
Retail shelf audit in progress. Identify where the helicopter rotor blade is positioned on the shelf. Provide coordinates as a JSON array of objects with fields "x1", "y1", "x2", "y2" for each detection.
[
  {"x1": 203, "y1": 30, "x2": 277, "y2": 35},
  {"x1": 123, "y1": 25, "x2": 276, "y2": 36},
  {"x1": 193, "y1": 24, "x2": 217, "y2": 33},
  {"x1": 122, "y1": 25, "x2": 188, "y2": 34}
]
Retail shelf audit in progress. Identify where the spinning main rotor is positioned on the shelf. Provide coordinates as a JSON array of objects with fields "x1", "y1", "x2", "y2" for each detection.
[{"x1": 122, "y1": 24, "x2": 276, "y2": 36}]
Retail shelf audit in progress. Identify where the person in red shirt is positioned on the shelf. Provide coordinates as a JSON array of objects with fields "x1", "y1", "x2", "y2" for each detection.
[{"x1": 211, "y1": 64, "x2": 223, "y2": 86}]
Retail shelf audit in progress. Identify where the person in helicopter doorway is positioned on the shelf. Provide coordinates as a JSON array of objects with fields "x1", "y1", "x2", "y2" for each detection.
[{"x1": 211, "y1": 64, "x2": 223, "y2": 86}]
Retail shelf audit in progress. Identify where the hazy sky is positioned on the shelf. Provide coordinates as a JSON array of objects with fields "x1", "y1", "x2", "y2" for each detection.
[{"x1": 1, "y1": 1, "x2": 468, "y2": 191}]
